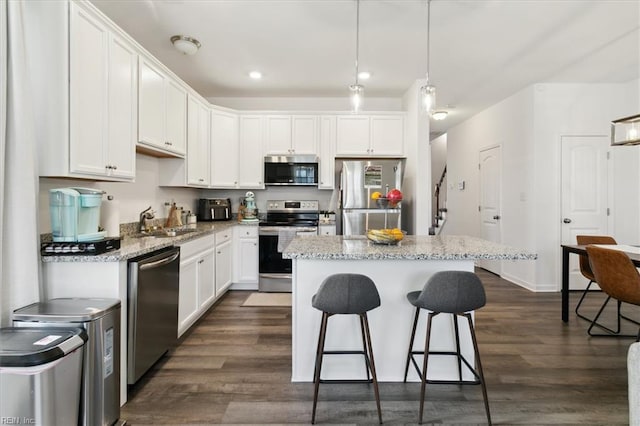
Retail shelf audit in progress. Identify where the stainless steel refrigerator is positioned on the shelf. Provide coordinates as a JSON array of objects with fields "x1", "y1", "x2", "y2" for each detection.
[{"x1": 338, "y1": 159, "x2": 404, "y2": 235}]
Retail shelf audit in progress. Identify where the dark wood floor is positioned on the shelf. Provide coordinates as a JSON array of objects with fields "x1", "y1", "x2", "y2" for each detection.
[{"x1": 121, "y1": 269, "x2": 638, "y2": 424}]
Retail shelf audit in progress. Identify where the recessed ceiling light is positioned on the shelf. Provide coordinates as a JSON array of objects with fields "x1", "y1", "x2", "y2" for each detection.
[
  {"x1": 358, "y1": 71, "x2": 371, "y2": 80},
  {"x1": 249, "y1": 71, "x2": 262, "y2": 80}
]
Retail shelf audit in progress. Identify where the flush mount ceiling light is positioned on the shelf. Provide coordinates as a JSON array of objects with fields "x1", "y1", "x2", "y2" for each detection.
[
  {"x1": 431, "y1": 110, "x2": 448, "y2": 120},
  {"x1": 349, "y1": 0, "x2": 364, "y2": 113},
  {"x1": 170, "y1": 35, "x2": 201, "y2": 55},
  {"x1": 249, "y1": 71, "x2": 263, "y2": 80},
  {"x1": 421, "y1": 0, "x2": 436, "y2": 114}
]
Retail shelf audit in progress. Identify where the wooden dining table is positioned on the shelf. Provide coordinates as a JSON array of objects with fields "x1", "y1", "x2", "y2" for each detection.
[{"x1": 561, "y1": 244, "x2": 640, "y2": 322}]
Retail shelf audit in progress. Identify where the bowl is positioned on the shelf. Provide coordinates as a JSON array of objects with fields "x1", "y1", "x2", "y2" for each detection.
[
  {"x1": 376, "y1": 198, "x2": 389, "y2": 208},
  {"x1": 366, "y1": 229, "x2": 406, "y2": 245}
]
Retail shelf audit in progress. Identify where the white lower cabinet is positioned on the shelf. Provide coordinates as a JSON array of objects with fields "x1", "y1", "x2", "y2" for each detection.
[
  {"x1": 215, "y1": 231, "x2": 234, "y2": 296},
  {"x1": 177, "y1": 235, "x2": 216, "y2": 337},
  {"x1": 233, "y1": 226, "x2": 259, "y2": 288},
  {"x1": 319, "y1": 224, "x2": 336, "y2": 236}
]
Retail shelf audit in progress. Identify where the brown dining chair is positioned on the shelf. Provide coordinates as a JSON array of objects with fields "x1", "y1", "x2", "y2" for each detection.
[
  {"x1": 585, "y1": 245, "x2": 640, "y2": 340},
  {"x1": 575, "y1": 235, "x2": 617, "y2": 326}
]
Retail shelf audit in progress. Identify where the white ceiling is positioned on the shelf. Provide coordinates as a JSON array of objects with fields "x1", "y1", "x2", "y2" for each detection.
[{"x1": 90, "y1": 0, "x2": 640, "y2": 134}]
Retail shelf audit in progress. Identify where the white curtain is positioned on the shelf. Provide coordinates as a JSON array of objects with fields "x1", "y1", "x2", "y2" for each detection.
[{"x1": 0, "y1": 0, "x2": 41, "y2": 326}]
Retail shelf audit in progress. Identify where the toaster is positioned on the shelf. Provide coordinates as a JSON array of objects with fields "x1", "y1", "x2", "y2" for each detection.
[{"x1": 198, "y1": 198, "x2": 232, "y2": 221}]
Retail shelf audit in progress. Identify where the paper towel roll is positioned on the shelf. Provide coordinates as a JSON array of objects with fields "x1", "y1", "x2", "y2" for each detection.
[{"x1": 102, "y1": 197, "x2": 120, "y2": 238}]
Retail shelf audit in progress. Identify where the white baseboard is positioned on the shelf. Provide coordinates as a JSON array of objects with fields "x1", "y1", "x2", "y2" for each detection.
[
  {"x1": 500, "y1": 272, "x2": 556, "y2": 292},
  {"x1": 230, "y1": 282, "x2": 258, "y2": 291}
]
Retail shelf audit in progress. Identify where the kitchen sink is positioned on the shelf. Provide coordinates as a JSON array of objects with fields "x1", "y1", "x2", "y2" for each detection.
[{"x1": 133, "y1": 228, "x2": 198, "y2": 239}]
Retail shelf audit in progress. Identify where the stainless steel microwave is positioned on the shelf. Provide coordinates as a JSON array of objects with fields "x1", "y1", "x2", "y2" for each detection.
[{"x1": 264, "y1": 155, "x2": 318, "y2": 186}]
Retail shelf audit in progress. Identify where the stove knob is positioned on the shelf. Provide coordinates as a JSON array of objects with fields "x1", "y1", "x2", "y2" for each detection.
[{"x1": 78, "y1": 244, "x2": 86, "y2": 252}]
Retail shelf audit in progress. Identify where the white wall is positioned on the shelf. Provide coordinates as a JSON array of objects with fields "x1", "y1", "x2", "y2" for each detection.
[
  {"x1": 445, "y1": 87, "x2": 536, "y2": 289},
  {"x1": 444, "y1": 79, "x2": 639, "y2": 292},
  {"x1": 208, "y1": 96, "x2": 403, "y2": 112},
  {"x1": 39, "y1": 154, "x2": 201, "y2": 233},
  {"x1": 199, "y1": 186, "x2": 334, "y2": 216},
  {"x1": 38, "y1": 153, "x2": 336, "y2": 233},
  {"x1": 533, "y1": 81, "x2": 640, "y2": 290},
  {"x1": 401, "y1": 79, "x2": 431, "y2": 235}
]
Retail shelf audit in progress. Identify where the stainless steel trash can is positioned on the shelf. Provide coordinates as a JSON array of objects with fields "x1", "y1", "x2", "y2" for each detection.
[
  {"x1": 13, "y1": 298, "x2": 121, "y2": 426},
  {"x1": 0, "y1": 327, "x2": 87, "y2": 426}
]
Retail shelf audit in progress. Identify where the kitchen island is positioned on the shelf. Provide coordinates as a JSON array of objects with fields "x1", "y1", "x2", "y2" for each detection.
[{"x1": 283, "y1": 235, "x2": 536, "y2": 382}]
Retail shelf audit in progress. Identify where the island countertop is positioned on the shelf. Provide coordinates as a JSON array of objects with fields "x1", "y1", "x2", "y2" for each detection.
[{"x1": 283, "y1": 234, "x2": 537, "y2": 261}]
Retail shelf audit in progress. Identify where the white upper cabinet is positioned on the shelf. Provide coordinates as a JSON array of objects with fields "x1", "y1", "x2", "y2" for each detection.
[
  {"x1": 291, "y1": 116, "x2": 319, "y2": 155},
  {"x1": 336, "y1": 116, "x2": 371, "y2": 155},
  {"x1": 210, "y1": 109, "x2": 240, "y2": 188},
  {"x1": 264, "y1": 115, "x2": 318, "y2": 155},
  {"x1": 319, "y1": 116, "x2": 336, "y2": 190},
  {"x1": 336, "y1": 115, "x2": 404, "y2": 157},
  {"x1": 370, "y1": 115, "x2": 405, "y2": 156},
  {"x1": 238, "y1": 115, "x2": 265, "y2": 188},
  {"x1": 106, "y1": 35, "x2": 137, "y2": 179},
  {"x1": 29, "y1": 1, "x2": 137, "y2": 181},
  {"x1": 138, "y1": 56, "x2": 187, "y2": 157},
  {"x1": 210, "y1": 112, "x2": 263, "y2": 189},
  {"x1": 69, "y1": 4, "x2": 109, "y2": 177},
  {"x1": 264, "y1": 116, "x2": 292, "y2": 155},
  {"x1": 186, "y1": 95, "x2": 210, "y2": 186}
]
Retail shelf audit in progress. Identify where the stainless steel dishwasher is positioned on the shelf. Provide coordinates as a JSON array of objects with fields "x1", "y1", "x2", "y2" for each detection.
[{"x1": 127, "y1": 246, "x2": 180, "y2": 384}]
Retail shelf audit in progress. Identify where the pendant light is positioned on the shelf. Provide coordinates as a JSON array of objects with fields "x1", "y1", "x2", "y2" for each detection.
[
  {"x1": 421, "y1": 0, "x2": 436, "y2": 114},
  {"x1": 349, "y1": 0, "x2": 364, "y2": 113}
]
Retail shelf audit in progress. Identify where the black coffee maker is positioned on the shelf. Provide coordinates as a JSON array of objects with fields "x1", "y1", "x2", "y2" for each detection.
[{"x1": 198, "y1": 198, "x2": 231, "y2": 221}]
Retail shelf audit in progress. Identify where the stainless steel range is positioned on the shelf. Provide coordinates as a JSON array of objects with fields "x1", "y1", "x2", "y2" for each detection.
[{"x1": 258, "y1": 200, "x2": 319, "y2": 292}]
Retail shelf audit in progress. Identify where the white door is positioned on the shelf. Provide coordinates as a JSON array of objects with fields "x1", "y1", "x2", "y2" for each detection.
[
  {"x1": 479, "y1": 146, "x2": 502, "y2": 275},
  {"x1": 561, "y1": 136, "x2": 609, "y2": 290}
]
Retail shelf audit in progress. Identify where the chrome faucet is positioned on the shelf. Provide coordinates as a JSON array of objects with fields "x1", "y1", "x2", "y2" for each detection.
[{"x1": 139, "y1": 206, "x2": 155, "y2": 232}]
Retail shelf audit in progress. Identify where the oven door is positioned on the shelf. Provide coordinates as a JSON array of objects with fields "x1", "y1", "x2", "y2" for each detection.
[{"x1": 258, "y1": 226, "x2": 317, "y2": 292}]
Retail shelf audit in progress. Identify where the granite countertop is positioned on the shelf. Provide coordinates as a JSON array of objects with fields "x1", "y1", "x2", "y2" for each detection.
[
  {"x1": 282, "y1": 235, "x2": 537, "y2": 261},
  {"x1": 41, "y1": 221, "x2": 255, "y2": 263}
]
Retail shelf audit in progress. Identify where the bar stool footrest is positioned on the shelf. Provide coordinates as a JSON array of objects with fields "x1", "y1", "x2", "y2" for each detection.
[
  {"x1": 319, "y1": 378, "x2": 374, "y2": 384},
  {"x1": 409, "y1": 351, "x2": 481, "y2": 383}
]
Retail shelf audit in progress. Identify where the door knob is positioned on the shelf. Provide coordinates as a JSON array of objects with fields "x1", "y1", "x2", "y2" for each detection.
[
  {"x1": 493, "y1": 215, "x2": 501, "y2": 220},
  {"x1": 563, "y1": 218, "x2": 572, "y2": 224}
]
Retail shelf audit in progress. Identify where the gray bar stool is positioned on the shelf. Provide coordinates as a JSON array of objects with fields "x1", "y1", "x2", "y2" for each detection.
[
  {"x1": 311, "y1": 273, "x2": 382, "y2": 424},
  {"x1": 403, "y1": 271, "x2": 491, "y2": 425}
]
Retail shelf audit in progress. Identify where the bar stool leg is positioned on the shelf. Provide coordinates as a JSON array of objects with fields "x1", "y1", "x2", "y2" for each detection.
[
  {"x1": 453, "y1": 314, "x2": 463, "y2": 382},
  {"x1": 362, "y1": 313, "x2": 383, "y2": 424},
  {"x1": 404, "y1": 306, "x2": 420, "y2": 382},
  {"x1": 359, "y1": 315, "x2": 371, "y2": 381},
  {"x1": 419, "y1": 312, "x2": 435, "y2": 424},
  {"x1": 465, "y1": 313, "x2": 491, "y2": 426},
  {"x1": 312, "y1": 312, "x2": 329, "y2": 424}
]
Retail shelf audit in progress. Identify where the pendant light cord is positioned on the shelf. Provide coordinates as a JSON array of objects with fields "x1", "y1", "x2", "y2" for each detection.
[
  {"x1": 426, "y1": 0, "x2": 431, "y2": 83},
  {"x1": 355, "y1": 0, "x2": 360, "y2": 85}
]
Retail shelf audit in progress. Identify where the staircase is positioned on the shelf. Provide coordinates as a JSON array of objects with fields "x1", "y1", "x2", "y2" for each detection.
[{"x1": 429, "y1": 166, "x2": 447, "y2": 235}]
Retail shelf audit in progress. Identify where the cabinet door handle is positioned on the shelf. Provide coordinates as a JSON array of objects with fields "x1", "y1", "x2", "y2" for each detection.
[
  {"x1": 563, "y1": 218, "x2": 572, "y2": 224},
  {"x1": 198, "y1": 259, "x2": 204, "y2": 264},
  {"x1": 112, "y1": 165, "x2": 117, "y2": 170}
]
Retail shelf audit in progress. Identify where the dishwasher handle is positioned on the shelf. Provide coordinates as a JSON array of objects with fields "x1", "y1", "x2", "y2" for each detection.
[{"x1": 139, "y1": 250, "x2": 180, "y2": 271}]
